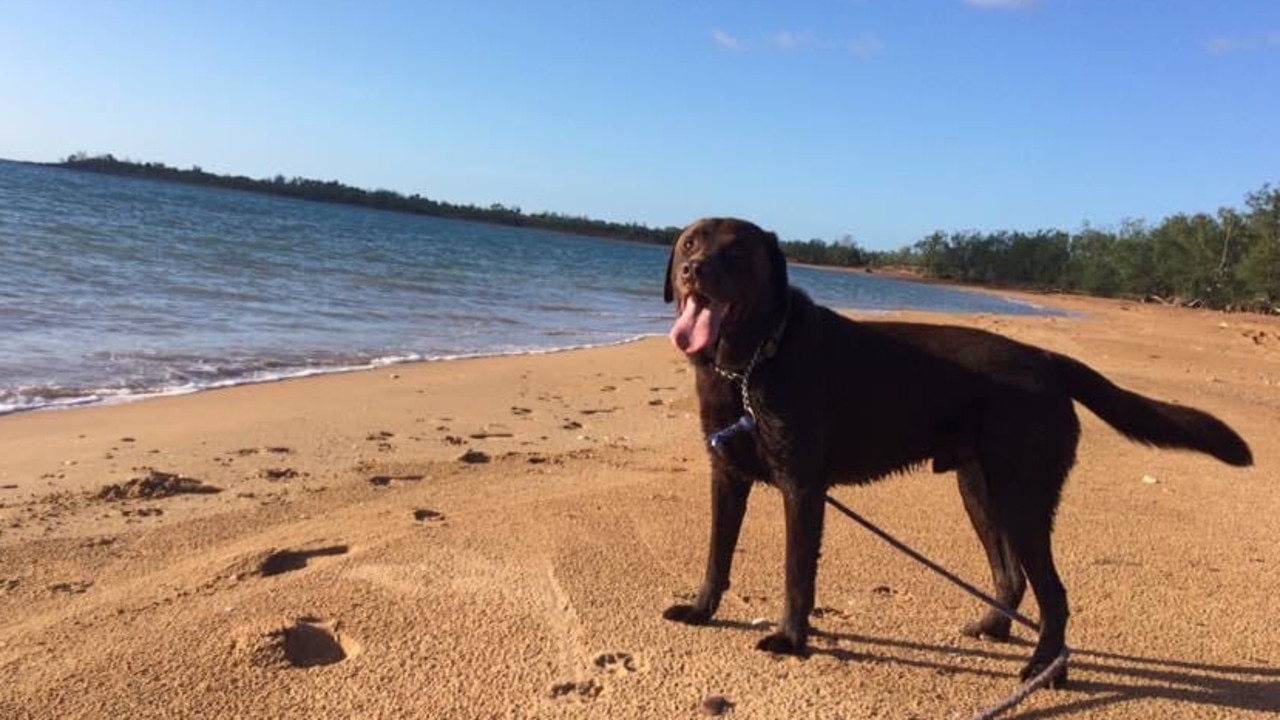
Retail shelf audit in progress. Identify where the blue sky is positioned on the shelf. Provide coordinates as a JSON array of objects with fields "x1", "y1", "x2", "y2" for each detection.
[{"x1": 2, "y1": 1, "x2": 1277, "y2": 249}]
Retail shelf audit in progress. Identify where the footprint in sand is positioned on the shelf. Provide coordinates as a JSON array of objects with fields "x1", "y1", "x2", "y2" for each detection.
[
  {"x1": 368, "y1": 474, "x2": 424, "y2": 487},
  {"x1": 593, "y1": 651, "x2": 643, "y2": 675},
  {"x1": 272, "y1": 617, "x2": 362, "y2": 668},
  {"x1": 811, "y1": 606, "x2": 851, "y2": 621},
  {"x1": 366, "y1": 431, "x2": 395, "y2": 452},
  {"x1": 548, "y1": 679, "x2": 602, "y2": 701},
  {"x1": 548, "y1": 652, "x2": 643, "y2": 702},
  {"x1": 258, "y1": 546, "x2": 350, "y2": 577},
  {"x1": 870, "y1": 585, "x2": 905, "y2": 602},
  {"x1": 47, "y1": 580, "x2": 93, "y2": 595},
  {"x1": 234, "y1": 446, "x2": 294, "y2": 456},
  {"x1": 412, "y1": 508, "x2": 444, "y2": 523},
  {"x1": 456, "y1": 449, "x2": 490, "y2": 464}
]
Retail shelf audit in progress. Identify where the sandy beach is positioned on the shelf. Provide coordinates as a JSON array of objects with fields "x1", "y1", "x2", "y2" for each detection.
[{"x1": 1, "y1": 292, "x2": 1276, "y2": 719}]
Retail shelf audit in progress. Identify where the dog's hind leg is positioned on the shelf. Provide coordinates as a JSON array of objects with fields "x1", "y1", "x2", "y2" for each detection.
[
  {"x1": 663, "y1": 466, "x2": 753, "y2": 625},
  {"x1": 1004, "y1": 510, "x2": 1069, "y2": 686},
  {"x1": 977, "y1": 404, "x2": 1076, "y2": 687},
  {"x1": 957, "y1": 461, "x2": 1026, "y2": 641}
]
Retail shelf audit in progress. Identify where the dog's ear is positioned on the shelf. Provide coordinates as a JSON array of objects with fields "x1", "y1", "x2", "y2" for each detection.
[
  {"x1": 764, "y1": 230, "x2": 789, "y2": 302},
  {"x1": 663, "y1": 239, "x2": 676, "y2": 303}
]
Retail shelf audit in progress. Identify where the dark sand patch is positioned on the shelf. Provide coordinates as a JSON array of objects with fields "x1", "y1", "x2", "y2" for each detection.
[{"x1": 96, "y1": 469, "x2": 221, "y2": 501}]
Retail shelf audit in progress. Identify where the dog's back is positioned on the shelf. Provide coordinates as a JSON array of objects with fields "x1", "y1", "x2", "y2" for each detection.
[
  {"x1": 760, "y1": 291, "x2": 1067, "y2": 483},
  {"x1": 762, "y1": 289, "x2": 1250, "y2": 485}
]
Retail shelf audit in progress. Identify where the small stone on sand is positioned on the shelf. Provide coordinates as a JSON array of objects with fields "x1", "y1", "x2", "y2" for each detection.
[
  {"x1": 700, "y1": 695, "x2": 733, "y2": 716},
  {"x1": 457, "y1": 449, "x2": 490, "y2": 464}
]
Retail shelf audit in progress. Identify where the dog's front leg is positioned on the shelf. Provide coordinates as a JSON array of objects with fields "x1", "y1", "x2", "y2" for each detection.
[
  {"x1": 756, "y1": 484, "x2": 825, "y2": 656},
  {"x1": 663, "y1": 465, "x2": 752, "y2": 625}
]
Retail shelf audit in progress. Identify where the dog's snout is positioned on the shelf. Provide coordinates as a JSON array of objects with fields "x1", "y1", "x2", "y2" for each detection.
[{"x1": 680, "y1": 261, "x2": 701, "y2": 280}]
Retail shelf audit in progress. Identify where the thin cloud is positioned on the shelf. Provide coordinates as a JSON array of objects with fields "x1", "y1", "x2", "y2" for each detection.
[
  {"x1": 965, "y1": 0, "x2": 1038, "y2": 8},
  {"x1": 1203, "y1": 33, "x2": 1280, "y2": 55},
  {"x1": 711, "y1": 28, "x2": 743, "y2": 51},
  {"x1": 716, "y1": 29, "x2": 882, "y2": 58},
  {"x1": 848, "y1": 33, "x2": 884, "y2": 59},
  {"x1": 771, "y1": 30, "x2": 818, "y2": 51}
]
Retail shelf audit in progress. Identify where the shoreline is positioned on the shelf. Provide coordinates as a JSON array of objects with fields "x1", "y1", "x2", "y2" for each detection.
[
  {"x1": 0, "y1": 282, "x2": 1242, "y2": 424},
  {"x1": 0, "y1": 276, "x2": 1080, "y2": 418},
  {"x1": 2, "y1": 291, "x2": 1277, "y2": 718},
  {"x1": 0, "y1": 333, "x2": 662, "y2": 418}
]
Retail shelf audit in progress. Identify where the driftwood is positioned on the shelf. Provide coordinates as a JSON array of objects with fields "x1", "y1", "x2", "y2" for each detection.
[
  {"x1": 1141, "y1": 294, "x2": 1202, "y2": 308},
  {"x1": 1225, "y1": 300, "x2": 1280, "y2": 315},
  {"x1": 1141, "y1": 294, "x2": 1280, "y2": 315}
]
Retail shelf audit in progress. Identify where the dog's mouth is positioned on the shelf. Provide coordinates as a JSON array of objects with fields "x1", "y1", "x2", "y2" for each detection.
[{"x1": 669, "y1": 293, "x2": 730, "y2": 356}]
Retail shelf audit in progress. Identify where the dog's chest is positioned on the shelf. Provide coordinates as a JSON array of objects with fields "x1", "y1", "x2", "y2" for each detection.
[
  {"x1": 696, "y1": 373, "x2": 776, "y2": 479},
  {"x1": 707, "y1": 431, "x2": 773, "y2": 485}
]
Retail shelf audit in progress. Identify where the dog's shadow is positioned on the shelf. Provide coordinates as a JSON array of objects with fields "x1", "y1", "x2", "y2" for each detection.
[{"x1": 794, "y1": 627, "x2": 1278, "y2": 718}]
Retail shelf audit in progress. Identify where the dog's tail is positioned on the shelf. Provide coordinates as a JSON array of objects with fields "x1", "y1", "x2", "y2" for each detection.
[{"x1": 1053, "y1": 353, "x2": 1252, "y2": 467}]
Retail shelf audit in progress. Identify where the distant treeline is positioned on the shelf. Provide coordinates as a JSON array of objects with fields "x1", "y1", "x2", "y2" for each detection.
[
  {"x1": 896, "y1": 184, "x2": 1280, "y2": 313},
  {"x1": 742, "y1": 185, "x2": 1280, "y2": 314},
  {"x1": 54, "y1": 153, "x2": 1280, "y2": 313},
  {"x1": 54, "y1": 153, "x2": 681, "y2": 245}
]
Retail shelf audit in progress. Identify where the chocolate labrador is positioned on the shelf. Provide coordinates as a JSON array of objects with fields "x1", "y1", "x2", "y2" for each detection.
[{"x1": 661, "y1": 217, "x2": 1251, "y2": 685}]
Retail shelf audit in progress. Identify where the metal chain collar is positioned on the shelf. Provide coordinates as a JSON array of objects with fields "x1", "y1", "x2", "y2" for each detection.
[
  {"x1": 711, "y1": 341, "x2": 765, "y2": 419},
  {"x1": 708, "y1": 296, "x2": 790, "y2": 430}
]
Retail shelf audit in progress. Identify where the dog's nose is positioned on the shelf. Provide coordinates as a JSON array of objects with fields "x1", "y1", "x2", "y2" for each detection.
[{"x1": 680, "y1": 261, "x2": 701, "y2": 279}]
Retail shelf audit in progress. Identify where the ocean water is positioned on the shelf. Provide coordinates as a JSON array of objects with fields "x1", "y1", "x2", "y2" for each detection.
[{"x1": 0, "y1": 160, "x2": 1059, "y2": 415}]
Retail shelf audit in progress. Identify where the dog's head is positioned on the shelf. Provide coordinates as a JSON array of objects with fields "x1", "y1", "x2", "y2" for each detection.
[{"x1": 664, "y1": 218, "x2": 789, "y2": 362}]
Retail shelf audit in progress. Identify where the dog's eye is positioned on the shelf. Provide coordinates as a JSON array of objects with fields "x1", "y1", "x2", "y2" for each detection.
[{"x1": 683, "y1": 237, "x2": 695, "y2": 253}]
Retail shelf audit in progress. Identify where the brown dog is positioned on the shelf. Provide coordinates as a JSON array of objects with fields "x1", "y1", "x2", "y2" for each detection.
[{"x1": 661, "y1": 217, "x2": 1252, "y2": 685}]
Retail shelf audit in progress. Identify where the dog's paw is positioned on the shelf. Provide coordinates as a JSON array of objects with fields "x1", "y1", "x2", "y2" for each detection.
[
  {"x1": 755, "y1": 632, "x2": 808, "y2": 657},
  {"x1": 1019, "y1": 655, "x2": 1069, "y2": 689},
  {"x1": 961, "y1": 613, "x2": 1013, "y2": 642},
  {"x1": 662, "y1": 604, "x2": 712, "y2": 626}
]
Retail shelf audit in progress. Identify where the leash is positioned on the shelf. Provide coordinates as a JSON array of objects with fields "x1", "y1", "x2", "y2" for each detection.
[{"x1": 824, "y1": 495, "x2": 1070, "y2": 720}]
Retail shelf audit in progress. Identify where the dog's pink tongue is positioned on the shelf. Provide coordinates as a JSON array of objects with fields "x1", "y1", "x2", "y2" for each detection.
[{"x1": 669, "y1": 297, "x2": 721, "y2": 354}]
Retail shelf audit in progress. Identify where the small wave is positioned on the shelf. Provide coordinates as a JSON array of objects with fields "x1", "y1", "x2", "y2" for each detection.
[
  {"x1": 0, "y1": 335, "x2": 659, "y2": 417},
  {"x1": 995, "y1": 295, "x2": 1075, "y2": 317},
  {"x1": 830, "y1": 306, "x2": 893, "y2": 315}
]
